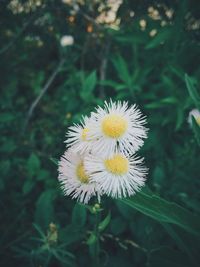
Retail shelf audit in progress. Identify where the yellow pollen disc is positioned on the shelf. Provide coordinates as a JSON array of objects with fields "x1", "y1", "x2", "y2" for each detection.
[
  {"x1": 104, "y1": 154, "x2": 129, "y2": 175},
  {"x1": 81, "y1": 128, "x2": 89, "y2": 141},
  {"x1": 102, "y1": 114, "x2": 127, "y2": 138},
  {"x1": 76, "y1": 162, "x2": 89, "y2": 183},
  {"x1": 195, "y1": 117, "x2": 200, "y2": 126}
]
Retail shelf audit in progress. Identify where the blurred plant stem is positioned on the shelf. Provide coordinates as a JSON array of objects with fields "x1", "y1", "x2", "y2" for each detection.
[
  {"x1": 94, "y1": 210, "x2": 100, "y2": 266},
  {"x1": 90, "y1": 203, "x2": 102, "y2": 267},
  {"x1": 23, "y1": 58, "x2": 65, "y2": 132}
]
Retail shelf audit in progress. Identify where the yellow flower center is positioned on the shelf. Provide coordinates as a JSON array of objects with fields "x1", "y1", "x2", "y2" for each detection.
[
  {"x1": 104, "y1": 154, "x2": 129, "y2": 175},
  {"x1": 195, "y1": 117, "x2": 200, "y2": 126},
  {"x1": 76, "y1": 162, "x2": 89, "y2": 183},
  {"x1": 102, "y1": 114, "x2": 127, "y2": 138},
  {"x1": 81, "y1": 128, "x2": 89, "y2": 141}
]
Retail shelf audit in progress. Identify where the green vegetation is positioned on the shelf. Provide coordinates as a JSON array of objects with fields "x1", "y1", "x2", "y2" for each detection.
[{"x1": 0, "y1": 0, "x2": 200, "y2": 266}]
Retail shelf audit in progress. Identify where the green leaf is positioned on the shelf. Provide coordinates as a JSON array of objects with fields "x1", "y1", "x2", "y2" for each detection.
[
  {"x1": 22, "y1": 179, "x2": 35, "y2": 194},
  {"x1": 115, "y1": 33, "x2": 146, "y2": 45},
  {"x1": 185, "y1": 74, "x2": 200, "y2": 109},
  {"x1": 145, "y1": 97, "x2": 177, "y2": 109},
  {"x1": 34, "y1": 189, "x2": 56, "y2": 229},
  {"x1": 112, "y1": 55, "x2": 131, "y2": 87},
  {"x1": 99, "y1": 80, "x2": 127, "y2": 91},
  {"x1": 192, "y1": 116, "x2": 200, "y2": 146},
  {"x1": 33, "y1": 223, "x2": 46, "y2": 239},
  {"x1": 120, "y1": 189, "x2": 200, "y2": 236},
  {"x1": 116, "y1": 200, "x2": 136, "y2": 220},
  {"x1": 98, "y1": 212, "x2": 111, "y2": 231},
  {"x1": 169, "y1": 65, "x2": 184, "y2": 80},
  {"x1": 80, "y1": 71, "x2": 97, "y2": 101},
  {"x1": 160, "y1": 97, "x2": 177, "y2": 104},
  {"x1": 145, "y1": 28, "x2": 171, "y2": 49},
  {"x1": 49, "y1": 157, "x2": 58, "y2": 166},
  {"x1": 72, "y1": 203, "x2": 87, "y2": 227},
  {"x1": 161, "y1": 223, "x2": 198, "y2": 266},
  {"x1": 37, "y1": 169, "x2": 49, "y2": 181},
  {"x1": 145, "y1": 102, "x2": 164, "y2": 109},
  {"x1": 27, "y1": 153, "x2": 40, "y2": 177},
  {"x1": 86, "y1": 233, "x2": 97, "y2": 245},
  {"x1": 175, "y1": 107, "x2": 184, "y2": 131}
]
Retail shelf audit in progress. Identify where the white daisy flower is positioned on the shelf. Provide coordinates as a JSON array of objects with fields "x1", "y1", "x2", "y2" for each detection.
[
  {"x1": 88, "y1": 100, "x2": 148, "y2": 156},
  {"x1": 85, "y1": 151, "x2": 147, "y2": 198},
  {"x1": 60, "y1": 35, "x2": 74, "y2": 47},
  {"x1": 65, "y1": 116, "x2": 93, "y2": 154},
  {"x1": 58, "y1": 149, "x2": 100, "y2": 204},
  {"x1": 188, "y1": 109, "x2": 200, "y2": 127}
]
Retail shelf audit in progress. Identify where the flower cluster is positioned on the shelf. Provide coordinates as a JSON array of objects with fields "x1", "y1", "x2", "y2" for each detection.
[{"x1": 58, "y1": 100, "x2": 148, "y2": 204}]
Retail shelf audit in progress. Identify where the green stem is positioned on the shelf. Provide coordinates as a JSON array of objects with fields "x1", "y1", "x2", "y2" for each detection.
[{"x1": 94, "y1": 211, "x2": 101, "y2": 266}]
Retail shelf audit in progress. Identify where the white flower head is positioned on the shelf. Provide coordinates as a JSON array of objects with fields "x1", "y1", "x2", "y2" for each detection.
[
  {"x1": 88, "y1": 100, "x2": 148, "y2": 156},
  {"x1": 58, "y1": 149, "x2": 101, "y2": 204},
  {"x1": 188, "y1": 109, "x2": 200, "y2": 127},
  {"x1": 65, "y1": 116, "x2": 93, "y2": 154},
  {"x1": 85, "y1": 151, "x2": 147, "y2": 198},
  {"x1": 60, "y1": 35, "x2": 74, "y2": 47}
]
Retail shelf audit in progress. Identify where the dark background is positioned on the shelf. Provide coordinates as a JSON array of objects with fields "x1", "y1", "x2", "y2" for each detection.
[{"x1": 0, "y1": 0, "x2": 200, "y2": 266}]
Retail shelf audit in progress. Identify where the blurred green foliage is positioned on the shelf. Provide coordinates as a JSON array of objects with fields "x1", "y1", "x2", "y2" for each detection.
[{"x1": 0, "y1": 0, "x2": 200, "y2": 266}]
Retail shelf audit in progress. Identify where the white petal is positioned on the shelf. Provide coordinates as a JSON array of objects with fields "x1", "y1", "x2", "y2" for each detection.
[
  {"x1": 58, "y1": 148, "x2": 102, "y2": 204},
  {"x1": 85, "y1": 152, "x2": 148, "y2": 198},
  {"x1": 88, "y1": 100, "x2": 148, "y2": 156}
]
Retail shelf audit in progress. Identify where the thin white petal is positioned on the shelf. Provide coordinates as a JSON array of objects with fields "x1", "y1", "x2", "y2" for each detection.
[{"x1": 58, "y1": 148, "x2": 102, "y2": 204}]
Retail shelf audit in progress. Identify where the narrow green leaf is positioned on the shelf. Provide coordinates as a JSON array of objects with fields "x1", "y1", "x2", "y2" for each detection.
[
  {"x1": 86, "y1": 233, "x2": 97, "y2": 245},
  {"x1": 161, "y1": 223, "x2": 198, "y2": 267},
  {"x1": 50, "y1": 157, "x2": 58, "y2": 166},
  {"x1": 145, "y1": 28, "x2": 171, "y2": 49},
  {"x1": 120, "y1": 190, "x2": 200, "y2": 236},
  {"x1": 175, "y1": 107, "x2": 184, "y2": 131},
  {"x1": 185, "y1": 74, "x2": 200, "y2": 109},
  {"x1": 160, "y1": 97, "x2": 177, "y2": 104},
  {"x1": 112, "y1": 55, "x2": 131, "y2": 87},
  {"x1": 145, "y1": 97, "x2": 177, "y2": 109},
  {"x1": 99, "y1": 80, "x2": 126, "y2": 91},
  {"x1": 169, "y1": 65, "x2": 184, "y2": 80},
  {"x1": 81, "y1": 71, "x2": 97, "y2": 101},
  {"x1": 33, "y1": 223, "x2": 46, "y2": 239},
  {"x1": 98, "y1": 212, "x2": 111, "y2": 232}
]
